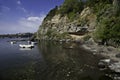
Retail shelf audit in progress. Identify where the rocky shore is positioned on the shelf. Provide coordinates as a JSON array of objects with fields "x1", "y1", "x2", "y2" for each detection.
[{"x1": 82, "y1": 38, "x2": 120, "y2": 79}]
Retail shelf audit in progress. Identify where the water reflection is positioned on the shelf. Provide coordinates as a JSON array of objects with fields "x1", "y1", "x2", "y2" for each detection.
[
  {"x1": 0, "y1": 40, "x2": 113, "y2": 80},
  {"x1": 36, "y1": 41, "x2": 113, "y2": 80},
  {"x1": 19, "y1": 48, "x2": 32, "y2": 51}
]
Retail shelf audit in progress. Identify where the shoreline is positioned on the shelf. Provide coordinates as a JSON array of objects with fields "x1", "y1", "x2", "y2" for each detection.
[
  {"x1": 37, "y1": 38, "x2": 120, "y2": 74},
  {"x1": 82, "y1": 43, "x2": 120, "y2": 61},
  {"x1": 81, "y1": 38, "x2": 120, "y2": 74}
]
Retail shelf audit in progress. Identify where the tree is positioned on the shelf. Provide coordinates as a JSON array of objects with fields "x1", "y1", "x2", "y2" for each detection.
[
  {"x1": 94, "y1": 18, "x2": 113, "y2": 44},
  {"x1": 59, "y1": 0, "x2": 84, "y2": 14},
  {"x1": 113, "y1": 0, "x2": 120, "y2": 16},
  {"x1": 44, "y1": 6, "x2": 58, "y2": 20},
  {"x1": 86, "y1": 0, "x2": 112, "y2": 7}
]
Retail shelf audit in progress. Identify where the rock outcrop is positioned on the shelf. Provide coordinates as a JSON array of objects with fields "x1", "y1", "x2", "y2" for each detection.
[{"x1": 37, "y1": 7, "x2": 96, "y2": 41}]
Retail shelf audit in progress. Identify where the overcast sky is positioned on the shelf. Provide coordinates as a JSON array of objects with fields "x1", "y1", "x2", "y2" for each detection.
[{"x1": 0, "y1": 0, "x2": 64, "y2": 34}]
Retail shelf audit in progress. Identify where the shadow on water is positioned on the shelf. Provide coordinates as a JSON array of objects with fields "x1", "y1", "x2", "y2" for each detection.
[
  {"x1": 0, "y1": 40, "x2": 113, "y2": 80},
  {"x1": 35, "y1": 41, "x2": 113, "y2": 80}
]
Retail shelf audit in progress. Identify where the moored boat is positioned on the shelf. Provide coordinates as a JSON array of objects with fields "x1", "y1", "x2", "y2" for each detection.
[
  {"x1": 19, "y1": 42, "x2": 34, "y2": 48},
  {"x1": 10, "y1": 41, "x2": 16, "y2": 44}
]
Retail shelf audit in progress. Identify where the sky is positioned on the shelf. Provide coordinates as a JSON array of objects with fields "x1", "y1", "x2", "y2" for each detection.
[{"x1": 0, "y1": 0, "x2": 64, "y2": 34}]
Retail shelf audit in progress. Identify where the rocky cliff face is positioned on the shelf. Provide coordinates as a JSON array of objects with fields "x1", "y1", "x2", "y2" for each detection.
[{"x1": 37, "y1": 7, "x2": 96, "y2": 41}]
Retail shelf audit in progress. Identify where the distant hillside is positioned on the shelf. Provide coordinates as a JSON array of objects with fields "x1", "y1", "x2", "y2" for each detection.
[
  {"x1": 37, "y1": 0, "x2": 120, "y2": 46},
  {"x1": 0, "y1": 33, "x2": 33, "y2": 38}
]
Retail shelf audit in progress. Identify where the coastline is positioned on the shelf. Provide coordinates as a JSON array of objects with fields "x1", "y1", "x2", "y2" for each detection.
[
  {"x1": 37, "y1": 37, "x2": 120, "y2": 75},
  {"x1": 82, "y1": 42, "x2": 120, "y2": 61},
  {"x1": 81, "y1": 38, "x2": 120, "y2": 74}
]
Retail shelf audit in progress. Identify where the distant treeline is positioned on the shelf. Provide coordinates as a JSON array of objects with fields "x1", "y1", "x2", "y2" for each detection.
[{"x1": 0, "y1": 33, "x2": 33, "y2": 38}]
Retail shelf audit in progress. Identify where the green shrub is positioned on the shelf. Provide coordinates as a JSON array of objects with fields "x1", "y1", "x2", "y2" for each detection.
[{"x1": 44, "y1": 6, "x2": 58, "y2": 20}]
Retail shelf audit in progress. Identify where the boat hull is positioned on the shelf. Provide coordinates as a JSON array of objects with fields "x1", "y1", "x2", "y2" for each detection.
[{"x1": 19, "y1": 44, "x2": 34, "y2": 48}]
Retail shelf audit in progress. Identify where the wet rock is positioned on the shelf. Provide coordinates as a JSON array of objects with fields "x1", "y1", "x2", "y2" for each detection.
[
  {"x1": 98, "y1": 75, "x2": 113, "y2": 80},
  {"x1": 98, "y1": 62, "x2": 107, "y2": 69},
  {"x1": 107, "y1": 47, "x2": 114, "y2": 52},
  {"x1": 116, "y1": 54, "x2": 120, "y2": 58},
  {"x1": 114, "y1": 76, "x2": 120, "y2": 80},
  {"x1": 109, "y1": 62, "x2": 120, "y2": 73},
  {"x1": 66, "y1": 74, "x2": 70, "y2": 77},
  {"x1": 86, "y1": 38, "x2": 95, "y2": 45},
  {"x1": 98, "y1": 59, "x2": 111, "y2": 70},
  {"x1": 100, "y1": 59, "x2": 111, "y2": 63}
]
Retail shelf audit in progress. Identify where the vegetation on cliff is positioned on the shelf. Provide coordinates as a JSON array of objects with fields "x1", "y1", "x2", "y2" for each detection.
[
  {"x1": 37, "y1": 0, "x2": 120, "y2": 46},
  {"x1": 94, "y1": 0, "x2": 120, "y2": 46},
  {"x1": 59, "y1": 0, "x2": 84, "y2": 21},
  {"x1": 44, "y1": 0, "x2": 84, "y2": 21}
]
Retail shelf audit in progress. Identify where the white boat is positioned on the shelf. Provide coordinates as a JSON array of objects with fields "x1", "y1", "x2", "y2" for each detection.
[
  {"x1": 19, "y1": 42, "x2": 34, "y2": 48},
  {"x1": 10, "y1": 41, "x2": 16, "y2": 44}
]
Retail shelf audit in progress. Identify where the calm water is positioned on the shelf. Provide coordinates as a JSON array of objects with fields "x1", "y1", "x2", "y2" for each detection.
[{"x1": 0, "y1": 38, "x2": 113, "y2": 80}]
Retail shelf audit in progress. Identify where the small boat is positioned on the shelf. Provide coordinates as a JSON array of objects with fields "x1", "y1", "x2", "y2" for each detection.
[
  {"x1": 19, "y1": 42, "x2": 34, "y2": 48},
  {"x1": 10, "y1": 41, "x2": 16, "y2": 44},
  {"x1": 19, "y1": 44, "x2": 34, "y2": 48}
]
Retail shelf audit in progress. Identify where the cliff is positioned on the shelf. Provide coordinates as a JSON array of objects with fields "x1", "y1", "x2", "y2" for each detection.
[
  {"x1": 35, "y1": 0, "x2": 120, "y2": 76},
  {"x1": 37, "y1": 0, "x2": 120, "y2": 46},
  {"x1": 37, "y1": 6, "x2": 96, "y2": 41}
]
